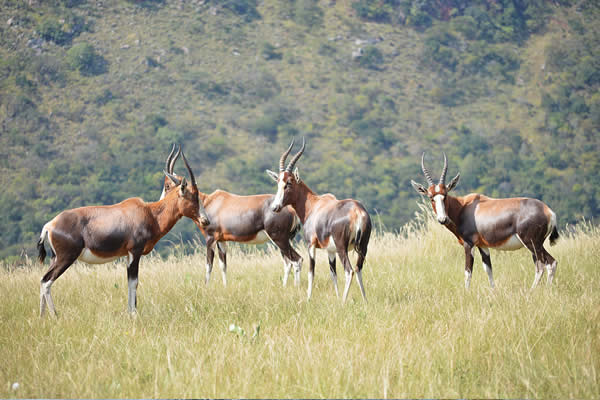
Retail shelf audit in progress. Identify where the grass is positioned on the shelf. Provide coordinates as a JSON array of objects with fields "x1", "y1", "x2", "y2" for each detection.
[{"x1": 1, "y1": 212, "x2": 599, "y2": 398}]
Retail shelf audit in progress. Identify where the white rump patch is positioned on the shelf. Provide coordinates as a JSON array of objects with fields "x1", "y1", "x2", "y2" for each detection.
[
  {"x1": 494, "y1": 234, "x2": 525, "y2": 251},
  {"x1": 78, "y1": 248, "x2": 120, "y2": 264}
]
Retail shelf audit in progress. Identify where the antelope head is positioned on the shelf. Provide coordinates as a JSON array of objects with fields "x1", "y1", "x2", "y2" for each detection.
[
  {"x1": 267, "y1": 137, "x2": 305, "y2": 212},
  {"x1": 411, "y1": 152, "x2": 460, "y2": 225},
  {"x1": 163, "y1": 148, "x2": 210, "y2": 227}
]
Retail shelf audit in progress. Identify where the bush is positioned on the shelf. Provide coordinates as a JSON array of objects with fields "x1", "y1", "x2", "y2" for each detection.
[
  {"x1": 352, "y1": 0, "x2": 397, "y2": 23},
  {"x1": 293, "y1": 0, "x2": 323, "y2": 28},
  {"x1": 358, "y1": 46, "x2": 384, "y2": 70},
  {"x1": 261, "y1": 42, "x2": 282, "y2": 60},
  {"x1": 65, "y1": 43, "x2": 107, "y2": 75},
  {"x1": 221, "y1": 0, "x2": 261, "y2": 21},
  {"x1": 38, "y1": 16, "x2": 69, "y2": 45}
]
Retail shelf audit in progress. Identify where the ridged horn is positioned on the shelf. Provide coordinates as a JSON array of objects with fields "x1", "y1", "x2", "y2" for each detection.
[
  {"x1": 170, "y1": 144, "x2": 181, "y2": 174},
  {"x1": 421, "y1": 152, "x2": 434, "y2": 186},
  {"x1": 181, "y1": 149, "x2": 197, "y2": 187},
  {"x1": 286, "y1": 137, "x2": 305, "y2": 173},
  {"x1": 439, "y1": 152, "x2": 448, "y2": 185},
  {"x1": 165, "y1": 144, "x2": 177, "y2": 173},
  {"x1": 279, "y1": 138, "x2": 295, "y2": 172}
]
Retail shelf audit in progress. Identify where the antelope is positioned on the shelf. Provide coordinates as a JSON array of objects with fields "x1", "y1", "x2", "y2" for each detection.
[
  {"x1": 160, "y1": 145, "x2": 303, "y2": 287},
  {"x1": 37, "y1": 150, "x2": 209, "y2": 316},
  {"x1": 268, "y1": 138, "x2": 372, "y2": 302},
  {"x1": 411, "y1": 153, "x2": 559, "y2": 289}
]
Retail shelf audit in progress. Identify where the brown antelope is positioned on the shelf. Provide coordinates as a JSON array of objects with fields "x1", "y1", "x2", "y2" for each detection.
[
  {"x1": 160, "y1": 145, "x2": 303, "y2": 287},
  {"x1": 268, "y1": 138, "x2": 372, "y2": 302},
  {"x1": 411, "y1": 153, "x2": 559, "y2": 289},
  {"x1": 37, "y1": 150, "x2": 209, "y2": 316}
]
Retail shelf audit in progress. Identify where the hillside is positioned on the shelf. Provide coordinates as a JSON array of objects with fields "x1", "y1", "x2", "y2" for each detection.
[{"x1": 1, "y1": 0, "x2": 599, "y2": 260}]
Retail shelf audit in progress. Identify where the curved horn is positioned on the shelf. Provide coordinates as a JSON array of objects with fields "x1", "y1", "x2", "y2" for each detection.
[
  {"x1": 286, "y1": 137, "x2": 305, "y2": 173},
  {"x1": 421, "y1": 152, "x2": 434, "y2": 186},
  {"x1": 165, "y1": 144, "x2": 177, "y2": 173},
  {"x1": 164, "y1": 170, "x2": 181, "y2": 186},
  {"x1": 169, "y1": 144, "x2": 181, "y2": 174},
  {"x1": 180, "y1": 149, "x2": 197, "y2": 187},
  {"x1": 439, "y1": 152, "x2": 448, "y2": 185},
  {"x1": 279, "y1": 138, "x2": 295, "y2": 172}
]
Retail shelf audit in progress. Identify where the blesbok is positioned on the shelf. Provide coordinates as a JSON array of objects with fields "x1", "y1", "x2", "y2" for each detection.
[
  {"x1": 37, "y1": 150, "x2": 209, "y2": 316},
  {"x1": 411, "y1": 153, "x2": 559, "y2": 289},
  {"x1": 268, "y1": 138, "x2": 372, "y2": 302},
  {"x1": 160, "y1": 145, "x2": 303, "y2": 287}
]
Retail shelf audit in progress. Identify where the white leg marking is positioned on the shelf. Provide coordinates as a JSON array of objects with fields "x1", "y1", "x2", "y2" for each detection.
[
  {"x1": 356, "y1": 269, "x2": 367, "y2": 302},
  {"x1": 307, "y1": 270, "x2": 314, "y2": 300},
  {"x1": 546, "y1": 261, "x2": 557, "y2": 285},
  {"x1": 531, "y1": 266, "x2": 544, "y2": 289},
  {"x1": 40, "y1": 280, "x2": 55, "y2": 316},
  {"x1": 464, "y1": 270, "x2": 472, "y2": 289},
  {"x1": 217, "y1": 242, "x2": 227, "y2": 287},
  {"x1": 282, "y1": 257, "x2": 291, "y2": 287},
  {"x1": 293, "y1": 258, "x2": 302, "y2": 287},
  {"x1": 479, "y1": 248, "x2": 495, "y2": 288},
  {"x1": 342, "y1": 269, "x2": 354, "y2": 303},
  {"x1": 328, "y1": 252, "x2": 339, "y2": 297},
  {"x1": 128, "y1": 277, "x2": 138, "y2": 313},
  {"x1": 205, "y1": 262, "x2": 212, "y2": 285}
]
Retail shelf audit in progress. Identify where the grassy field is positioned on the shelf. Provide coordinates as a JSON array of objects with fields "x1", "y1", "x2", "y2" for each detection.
[{"x1": 1, "y1": 212, "x2": 598, "y2": 398}]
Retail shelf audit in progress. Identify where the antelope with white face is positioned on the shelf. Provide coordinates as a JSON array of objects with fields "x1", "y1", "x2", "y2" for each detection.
[
  {"x1": 268, "y1": 139, "x2": 372, "y2": 302},
  {"x1": 411, "y1": 153, "x2": 559, "y2": 289},
  {"x1": 37, "y1": 150, "x2": 209, "y2": 316},
  {"x1": 161, "y1": 145, "x2": 302, "y2": 287}
]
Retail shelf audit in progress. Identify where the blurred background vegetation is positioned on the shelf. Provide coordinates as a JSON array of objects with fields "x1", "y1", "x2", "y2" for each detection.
[{"x1": 1, "y1": 0, "x2": 598, "y2": 262}]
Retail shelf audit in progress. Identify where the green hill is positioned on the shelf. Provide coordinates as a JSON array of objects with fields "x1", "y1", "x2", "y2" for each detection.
[{"x1": 1, "y1": 0, "x2": 599, "y2": 261}]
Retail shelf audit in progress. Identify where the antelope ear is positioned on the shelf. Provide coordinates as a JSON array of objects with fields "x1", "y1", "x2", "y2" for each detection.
[
  {"x1": 447, "y1": 173, "x2": 460, "y2": 192},
  {"x1": 179, "y1": 177, "x2": 188, "y2": 195},
  {"x1": 293, "y1": 167, "x2": 301, "y2": 182},
  {"x1": 266, "y1": 169, "x2": 279, "y2": 182},
  {"x1": 411, "y1": 180, "x2": 428, "y2": 195}
]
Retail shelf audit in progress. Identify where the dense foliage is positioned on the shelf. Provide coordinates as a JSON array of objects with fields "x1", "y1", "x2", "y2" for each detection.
[{"x1": 0, "y1": 0, "x2": 598, "y2": 261}]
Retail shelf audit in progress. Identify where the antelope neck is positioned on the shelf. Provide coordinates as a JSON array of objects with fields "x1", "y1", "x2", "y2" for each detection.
[
  {"x1": 149, "y1": 193, "x2": 183, "y2": 236},
  {"x1": 289, "y1": 182, "x2": 319, "y2": 224}
]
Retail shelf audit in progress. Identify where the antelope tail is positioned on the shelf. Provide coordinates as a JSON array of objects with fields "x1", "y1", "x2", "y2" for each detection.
[
  {"x1": 290, "y1": 214, "x2": 302, "y2": 239},
  {"x1": 548, "y1": 211, "x2": 559, "y2": 246},
  {"x1": 38, "y1": 227, "x2": 48, "y2": 263},
  {"x1": 353, "y1": 210, "x2": 372, "y2": 259}
]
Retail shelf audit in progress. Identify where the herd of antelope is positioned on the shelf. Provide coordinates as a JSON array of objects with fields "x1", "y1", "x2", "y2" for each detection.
[{"x1": 37, "y1": 139, "x2": 559, "y2": 316}]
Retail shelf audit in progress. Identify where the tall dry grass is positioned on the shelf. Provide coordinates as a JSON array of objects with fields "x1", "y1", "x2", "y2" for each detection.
[{"x1": 1, "y1": 210, "x2": 598, "y2": 398}]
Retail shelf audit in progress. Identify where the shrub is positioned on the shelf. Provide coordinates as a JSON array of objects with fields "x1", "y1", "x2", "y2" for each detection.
[
  {"x1": 352, "y1": 0, "x2": 397, "y2": 23},
  {"x1": 293, "y1": 0, "x2": 323, "y2": 28},
  {"x1": 261, "y1": 42, "x2": 282, "y2": 60},
  {"x1": 358, "y1": 46, "x2": 384, "y2": 70},
  {"x1": 65, "y1": 43, "x2": 106, "y2": 75},
  {"x1": 38, "y1": 16, "x2": 69, "y2": 45}
]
